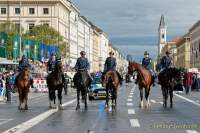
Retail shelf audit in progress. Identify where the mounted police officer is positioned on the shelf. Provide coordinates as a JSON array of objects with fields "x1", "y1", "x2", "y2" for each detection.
[
  {"x1": 15, "y1": 55, "x2": 32, "y2": 86},
  {"x1": 135, "y1": 51, "x2": 155, "y2": 85},
  {"x1": 74, "y1": 51, "x2": 92, "y2": 84},
  {"x1": 160, "y1": 51, "x2": 172, "y2": 71},
  {"x1": 47, "y1": 53, "x2": 56, "y2": 74},
  {"x1": 103, "y1": 51, "x2": 123, "y2": 85},
  {"x1": 18, "y1": 55, "x2": 31, "y2": 72},
  {"x1": 142, "y1": 51, "x2": 152, "y2": 70}
]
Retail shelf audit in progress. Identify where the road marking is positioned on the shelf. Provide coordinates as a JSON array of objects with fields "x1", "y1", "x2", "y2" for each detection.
[
  {"x1": 128, "y1": 95, "x2": 133, "y2": 98},
  {"x1": 130, "y1": 92, "x2": 134, "y2": 95},
  {"x1": 127, "y1": 99, "x2": 132, "y2": 102},
  {"x1": 150, "y1": 100, "x2": 156, "y2": 103},
  {"x1": 0, "y1": 119, "x2": 13, "y2": 126},
  {"x1": 127, "y1": 103, "x2": 133, "y2": 106},
  {"x1": 85, "y1": 130, "x2": 95, "y2": 133},
  {"x1": 185, "y1": 130, "x2": 198, "y2": 133},
  {"x1": 128, "y1": 109, "x2": 135, "y2": 114},
  {"x1": 130, "y1": 119, "x2": 140, "y2": 127},
  {"x1": 3, "y1": 99, "x2": 76, "y2": 133},
  {"x1": 174, "y1": 93, "x2": 200, "y2": 107}
]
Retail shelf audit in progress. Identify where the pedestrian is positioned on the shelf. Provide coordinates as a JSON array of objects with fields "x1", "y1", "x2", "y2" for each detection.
[{"x1": 5, "y1": 72, "x2": 12, "y2": 102}]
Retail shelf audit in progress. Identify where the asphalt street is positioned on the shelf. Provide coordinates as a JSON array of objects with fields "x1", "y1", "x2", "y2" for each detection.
[{"x1": 0, "y1": 82, "x2": 200, "y2": 133}]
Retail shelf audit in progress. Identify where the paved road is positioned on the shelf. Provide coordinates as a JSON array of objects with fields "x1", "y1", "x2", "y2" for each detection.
[{"x1": 0, "y1": 83, "x2": 200, "y2": 133}]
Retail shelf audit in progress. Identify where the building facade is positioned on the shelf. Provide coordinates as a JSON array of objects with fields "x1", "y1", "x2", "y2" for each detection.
[
  {"x1": 69, "y1": 4, "x2": 79, "y2": 68},
  {"x1": 176, "y1": 35, "x2": 191, "y2": 69},
  {"x1": 189, "y1": 20, "x2": 200, "y2": 70}
]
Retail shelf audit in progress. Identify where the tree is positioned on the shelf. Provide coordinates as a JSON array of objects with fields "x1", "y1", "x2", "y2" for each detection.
[
  {"x1": 25, "y1": 25, "x2": 68, "y2": 57},
  {"x1": 0, "y1": 21, "x2": 22, "y2": 59}
]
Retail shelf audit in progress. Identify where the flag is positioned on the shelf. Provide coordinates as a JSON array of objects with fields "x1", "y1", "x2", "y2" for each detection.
[
  {"x1": 0, "y1": 32, "x2": 8, "y2": 47},
  {"x1": 40, "y1": 43, "x2": 46, "y2": 62},
  {"x1": 13, "y1": 35, "x2": 19, "y2": 60}
]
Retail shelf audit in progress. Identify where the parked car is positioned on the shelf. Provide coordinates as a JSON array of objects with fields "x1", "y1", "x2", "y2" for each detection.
[{"x1": 88, "y1": 77, "x2": 107, "y2": 100}]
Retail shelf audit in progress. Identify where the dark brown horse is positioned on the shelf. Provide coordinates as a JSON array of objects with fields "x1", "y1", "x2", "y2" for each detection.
[
  {"x1": 47, "y1": 61, "x2": 65, "y2": 110},
  {"x1": 128, "y1": 62, "x2": 154, "y2": 108},
  {"x1": 103, "y1": 71, "x2": 121, "y2": 110},
  {"x1": 16, "y1": 67, "x2": 31, "y2": 110},
  {"x1": 158, "y1": 67, "x2": 182, "y2": 108}
]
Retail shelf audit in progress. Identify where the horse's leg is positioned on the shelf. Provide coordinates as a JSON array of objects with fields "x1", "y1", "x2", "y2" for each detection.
[
  {"x1": 25, "y1": 89, "x2": 28, "y2": 110},
  {"x1": 170, "y1": 88, "x2": 173, "y2": 108},
  {"x1": 145, "y1": 88, "x2": 150, "y2": 108},
  {"x1": 58, "y1": 86, "x2": 63, "y2": 110},
  {"x1": 139, "y1": 86, "x2": 143, "y2": 108},
  {"x1": 76, "y1": 89, "x2": 80, "y2": 110},
  {"x1": 105, "y1": 88, "x2": 109, "y2": 109},
  {"x1": 52, "y1": 90, "x2": 56, "y2": 109},
  {"x1": 18, "y1": 88, "x2": 22, "y2": 110},
  {"x1": 48, "y1": 89, "x2": 53, "y2": 109},
  {"x1": 84, "y1": 88, "x2": 88, "y2": 110}
]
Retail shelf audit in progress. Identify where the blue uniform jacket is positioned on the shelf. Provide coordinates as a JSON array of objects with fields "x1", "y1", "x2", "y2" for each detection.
[
  {"x1": 75, "y1": 57, "x2": 90, "y2": 71},
  {"x1": 142, "y1": 57, "x2": 152, "y2": 70},
  {"x1": 160, "y1": 55, "x2": 172, "y2": 69},
  {"x1": 104, "y1": 57, "x2": 116, "y2": 72}
]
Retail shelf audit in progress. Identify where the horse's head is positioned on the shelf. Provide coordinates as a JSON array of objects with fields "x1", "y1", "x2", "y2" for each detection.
[
  {"x1": 103, "y1": 71, "x2": 115, "y2": 86},
  {"x1": 128, "y1": 62, "x2": 137, "y2": 75},
  {"x1": 55, "y1": 61, "x2": 63, "y2": 72}
]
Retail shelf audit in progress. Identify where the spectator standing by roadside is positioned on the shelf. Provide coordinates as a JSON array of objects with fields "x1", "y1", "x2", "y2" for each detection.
[{"x1": 5, "y1": 72, "x2": 11, "y2": 102}]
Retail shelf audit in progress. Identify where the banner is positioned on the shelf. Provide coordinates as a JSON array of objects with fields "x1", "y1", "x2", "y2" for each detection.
[
  {"x1": 23, "y1": 38, "x2": 32, "y2": 59},
  {"x1": 0, "y1": 32, "x2": 8, "y2": 47},
  {"x1": 33, "y1": 40, "x2": 39, "y2": 62},
  {"x1": 40, "y1": 43, "x2": 46, "y2": 62},
  {"x1": 13, "y1": 35, "x2": 19, "y2": 60}
]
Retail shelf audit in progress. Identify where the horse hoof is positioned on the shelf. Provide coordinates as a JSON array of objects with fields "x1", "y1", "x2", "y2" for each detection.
[
  {"x1": 59, "y1": 105, "x2": 63, "y2": 110},
  {"x1": 25, "y1": 105, "x2": 28, "y2": 110},
  {"x1": 76, "y1": 105, "x2": 80, "y2": 110},
  {"x1": 170, "y1": 104, "x2": 173, "y2": 108},
  {"x1": 52, "y1": 106, "x2": 57, "y2": 109}
]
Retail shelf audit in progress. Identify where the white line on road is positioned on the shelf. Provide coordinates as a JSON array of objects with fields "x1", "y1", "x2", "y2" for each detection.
[
  {"x1": 127, "y1": 103, "x2": 133, "y2": 106},
  {"x1": 128, "y1": 109, "x2": 135, "y2": 114},
  {"x1": 3, "y1": 99, "x2": 76, "y2": 133},
  {"x1": 130, "y1": 93, "x2": 134, "y2": 95},
  {"x1": 174, "y1": 93, "x2": 200, "y2": 107},
  {"x1": 128, "y1": 95, "x2": 133, "y2": 98},
  {"x1": 127, "y1": 99, "x2": 133, "y2": 102},
  {"x1": 185, "y1": 130, "x2": 198, "y2": 133},
  {"x1": 130, "y1": 119, "x2": 140, "y2": 128},
  {"x1": 0, "y1": 119, "x2": 13, "y2": 126},
  {"x1": 150, "y1": 100, "x2": 156, "y2": 103}
]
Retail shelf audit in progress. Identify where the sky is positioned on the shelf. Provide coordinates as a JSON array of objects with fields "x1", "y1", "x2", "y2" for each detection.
[{"x1": 72, "y1": 0, "x2": 200, "y2": 61}]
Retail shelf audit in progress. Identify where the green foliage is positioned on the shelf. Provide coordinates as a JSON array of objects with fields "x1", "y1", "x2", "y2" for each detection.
[{"x1": 0, "y1": 22, "x2": 68, "y2": 59}]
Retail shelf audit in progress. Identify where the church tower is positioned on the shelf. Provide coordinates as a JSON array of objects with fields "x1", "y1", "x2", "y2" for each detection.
[{"x1": 158, "y1": 15, "x2": 167, "y2": 54}]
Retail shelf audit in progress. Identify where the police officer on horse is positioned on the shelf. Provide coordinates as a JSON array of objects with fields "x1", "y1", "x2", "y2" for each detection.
[
  {"x1": 15, "y1": 55, "x2": 32, "y2": 85},
  {"x1": 47, "y1": 53, "x2": 56, "y2": 74},
  {"x1": 160, "y1": 51, "x2": 172, "y2": 71},
  {"x1": 135, "y1": 51, "x2": 155, "y2": 85},
  {"x1": 74, "y1": 51, "x2": 92, "y2": 84},
  {"x1": 103, "y1": 51, "x2": 122, "y2": 85}
]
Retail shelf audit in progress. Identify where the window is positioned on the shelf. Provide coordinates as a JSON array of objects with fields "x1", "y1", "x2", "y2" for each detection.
[
  {"x1": 29, "y1": 23, "x2": 35, "y2": 31},
  {"x1": 15, "y1": 23, "x2": 20, "y2": 32},
  {"x1": 29, "y1": 8, "x2": 35, "y2": 15},
  {"x1": 43, "y1": 8, "x2": 49, "y2": 14},
  {"x1": 43, "y1": 23, "x2": 49, "y2": 26},
  {"x1": 162, "y1": 34, "x2": 165, "y2": 39},
  {"x1": 1, "y1": 8, "x2": 6, "y2": 14},
  {"x1": 15, "y1": 8, "x2": 20, "y2": 15}
]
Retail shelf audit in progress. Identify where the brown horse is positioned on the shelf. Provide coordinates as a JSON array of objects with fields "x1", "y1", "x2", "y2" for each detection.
[
  {"x1": 128, "y1": 62, "x2": 154, "y2": 108},
  {"x1": 103, "y1": 71, "x2": 121, "y2": 110},
  {"x1": 16, "y1": 67, "x2": 31, "y2": 110}
]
